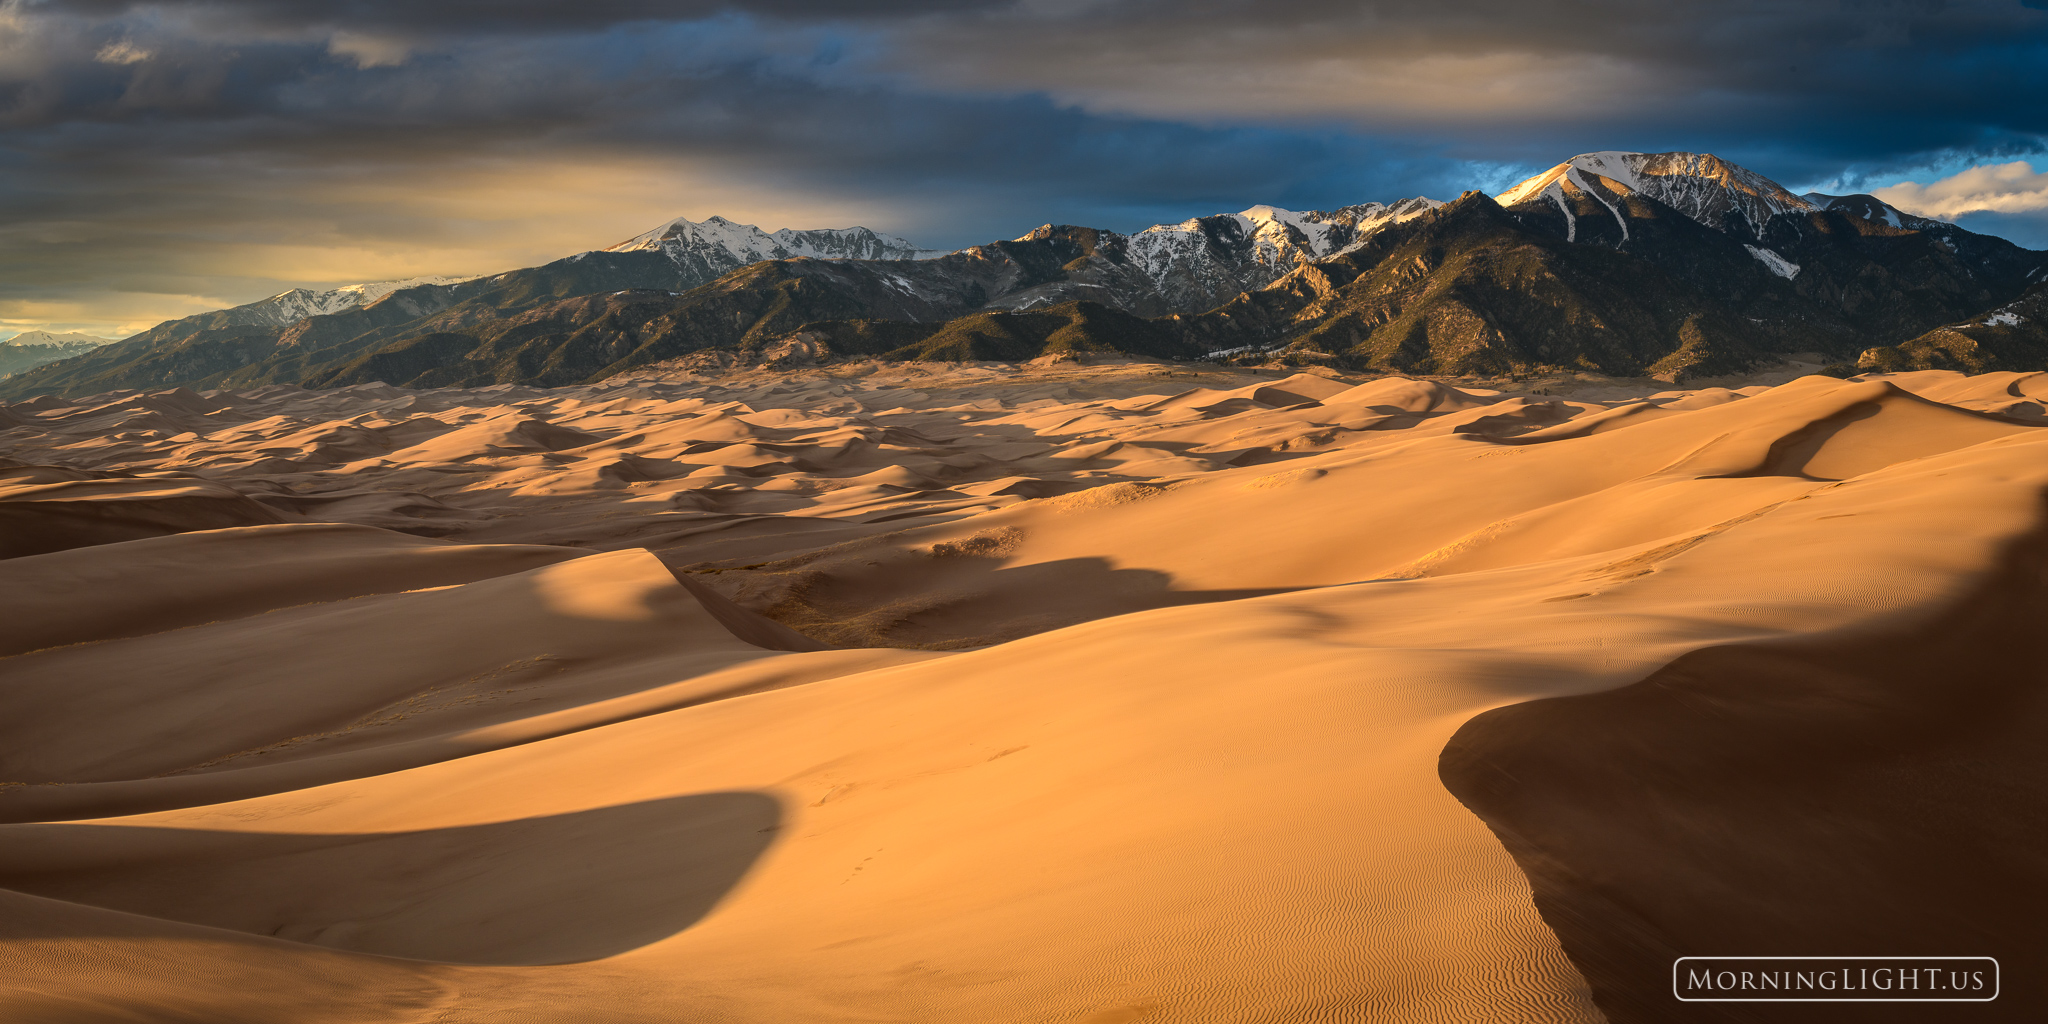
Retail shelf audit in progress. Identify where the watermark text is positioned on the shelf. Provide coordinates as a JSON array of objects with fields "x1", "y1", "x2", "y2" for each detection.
[{"x1": 1674, "y1": 957, "x2": 1998, "y2": 1002}]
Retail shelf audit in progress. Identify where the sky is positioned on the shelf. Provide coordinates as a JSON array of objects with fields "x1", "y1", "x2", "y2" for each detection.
[{"x1": 3, "y1": 0, "x2": 2048, "y2": 342}]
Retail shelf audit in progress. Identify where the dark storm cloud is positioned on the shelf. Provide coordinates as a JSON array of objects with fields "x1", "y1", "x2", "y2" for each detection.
[
  {"x1": 2, "y1": 0, "x2": 2045, "y2": 337},
  {"x1": 0, "y1": 6, "x2": 1464, "y2": 334},
  {"x1": 0, "y1": 11, "x2": 1431, "y2": 232},
  {"x1": 31, "y1": 0, "x2": 1010, "y2": 32},
  {"x1": 881, "y1": 1, "x2": 2048, "y2": 166},
  {"x1": 13, "y1": 0, "x2": 2048, "y2": 196}
]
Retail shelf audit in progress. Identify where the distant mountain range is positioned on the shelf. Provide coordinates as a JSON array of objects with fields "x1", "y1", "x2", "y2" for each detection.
[
  {"x1": 4, "y1": 151, "x2": 2043, "y2": 399},
  {"x1": 604, "y1": 216, "x2": 945, "y2": 263},
  {"x1": 0, "y1": 331, "x2": 113, "y2": 379}
]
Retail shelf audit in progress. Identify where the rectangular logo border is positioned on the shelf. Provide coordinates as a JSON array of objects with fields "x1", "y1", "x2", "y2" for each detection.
[{"x1": 1672, "y1": 956, "x2": 2000, "y2": 1003}]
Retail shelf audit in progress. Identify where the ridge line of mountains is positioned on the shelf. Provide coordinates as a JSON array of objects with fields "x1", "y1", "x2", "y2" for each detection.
[
  {"x1": 7, "y1": 150, "x2": 2046, "y2": 399},
  {"x1": 0, "y1": 331, "x2": 116, "y2": 380}
]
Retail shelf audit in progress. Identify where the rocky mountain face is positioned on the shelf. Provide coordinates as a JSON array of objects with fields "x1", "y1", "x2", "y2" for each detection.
[
  {"x1": 0, "y1": 331, "x2": 112, "y2": 378},
  {"x1": 129, "y1": 277, "x2": 485, "y2": 351},
  {"x1": 236, "y1": 206, "x2": 1446, "y2": 391},
  {"x1": 840, "y1": 200, "x2": 1446, "y2": 321},
  {"x1": 5, "y1": 154, "x2": 2044, "y2": 397},
  {"x1": 1489, "y1": 154, "x2": 2042, "y2": 358},
  {"x1": 294, "y1": 233, "x2": 1214, "y2": 388},
  {"x1": 0, "y1": 202, "x2": 1441, "y2": 395},
  {"x1": 304, "y1": 296, "x2": 1198, "y2": 389},
  {"x1": 585, "y1": 207, "x2": 1453, "y2": 322},
  {"x1": 1106, "y1": 199, "x2": 1444, "y2": 315},
  {"x1": 1, "y1": 245, "x2": 780, "y2": 397},
  {"x1": 247, "y1": 277, "x2": 483, "y2": 325},
  {"x1": 1169, "y1": 155, "x2": 2044, "y2": 378},
  {"x1": 1178, "y1": 191, "x2": 1775, "y2": 379},
  {"x1": 10, "y1": 216, "x2": 943, "y2": 395},
  {"x1": 1868, "y1": 272, "x2": 2048, "y2": 374}
]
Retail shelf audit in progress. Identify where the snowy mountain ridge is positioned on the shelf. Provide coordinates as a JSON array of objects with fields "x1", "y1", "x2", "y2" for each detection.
[
  {"x1": 0, "y1": 330, "x2": 115, "y2": 378},
  {"x1": 3, "y1": 330, "x2": 113, "y2": 347},
  {"x1": 237, "y1": 276, "x2": 483, "y2": 327},
  {"x1": 604, "y1": 215, "x2": 947, "y2": 267},
  {"x1": 1128, "y1": 197, "x2": 1444, "y2": 273},
  {"x1": 1499, "y1": 151, "x2": 1817, "y2": 240},
  {"x1": 981, "y1": 197, "x2": 1446, "y2": 316}
]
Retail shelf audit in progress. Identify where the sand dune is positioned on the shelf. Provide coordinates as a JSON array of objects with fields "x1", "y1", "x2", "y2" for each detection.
[
  {"x1": 0, "y1": 458, "x2": 288, "y2": 558},
  {"x1": 2, "y1": 358, "x2": 2043, "y2": 1021}
]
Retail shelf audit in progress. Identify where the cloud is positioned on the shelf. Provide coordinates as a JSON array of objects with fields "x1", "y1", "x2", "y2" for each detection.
[
  {"x1": 33, "y1": 1, "x2": 1011, "y2": 34},
  {"x1": 1875, "y1": 161, "x2": 2048, "y2": 218},
  {"x1": 92, "y1": 37, "x2": 147, "y2": 63},
  {"x1": 326, "y1": 30, "x2": 411, "y2": 68},
  {"x1": 4, "y1": 0, "x2": 2048, "y2": 337},
  {"x1": 875, "y1": 0, "x2": 2048, "y2": 144}
]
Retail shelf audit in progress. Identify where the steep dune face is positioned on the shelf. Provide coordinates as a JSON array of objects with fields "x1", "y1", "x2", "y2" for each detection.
[
  {"x1": 2, "y1": 362, "x2": 2045, "y2": 1022},
  {"x1": 1445, "y1": 509, "x2": 2048, "y2": 1023}
]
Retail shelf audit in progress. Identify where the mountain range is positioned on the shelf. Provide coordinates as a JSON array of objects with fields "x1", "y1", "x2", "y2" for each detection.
[
  {"x1": 4, "y1": 151, "x2": 2043, "y2": 398},
  {"x1": 0, "y1": 331, "x2": 113, "y2": 379}
]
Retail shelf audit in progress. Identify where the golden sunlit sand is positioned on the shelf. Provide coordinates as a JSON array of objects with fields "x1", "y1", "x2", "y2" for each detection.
[{"x1": 3, "y1": 359, "x2": 2044, "y2": 1021}]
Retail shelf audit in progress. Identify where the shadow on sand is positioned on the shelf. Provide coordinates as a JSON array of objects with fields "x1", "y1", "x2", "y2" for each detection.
[{"x1": 0, "y1": 791, "x2": 781, "y2": 965}]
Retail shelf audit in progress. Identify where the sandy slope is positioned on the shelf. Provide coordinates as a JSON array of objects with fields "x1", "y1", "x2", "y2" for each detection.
[{"x1": 3, "y1": 360, "x2": 2046, "y2": 1022}]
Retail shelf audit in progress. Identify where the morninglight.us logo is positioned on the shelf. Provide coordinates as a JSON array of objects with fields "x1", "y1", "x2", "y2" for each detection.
[{"x1": 1674, "y1": 957, "x2": 1999, "y2": 1003}]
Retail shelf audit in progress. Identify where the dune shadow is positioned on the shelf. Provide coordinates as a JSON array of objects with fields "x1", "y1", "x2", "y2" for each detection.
[
  {"x1": 1438, "y1": 496, "x2": 2048, "y2": 1022},
  {"x1": 0, "y1": 791, "x2": 780, "y2": 966},
  {"x1": 737, "y1": 548, "x2": 1303, "y2": 649}
]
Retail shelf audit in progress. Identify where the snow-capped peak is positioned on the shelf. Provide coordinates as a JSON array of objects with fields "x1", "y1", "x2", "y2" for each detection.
[
  {"x1": 2, "y1": 329, "x2": 114, "y2": 348},
  {"x1": 1086, "y1": 196, "x2": 1443, "y2": 313},
  {"x1": 604, "y1": 215, "x2": 946, "y2": 265},
  {"x1": 234, "y1": 275, "x2": 483, "y2": 326},
  {"x1": 1128, "y1": 197, "x2": 1443, "y2": 270},
  {"x1": 1230, "y1": 205, "x2": 1340, "y2": 262},
  {"x1": 331, "y1": 276, "x2": 477, "y2": 305},
  {"x1": 1499, "y1": 151, "x2": 1817, "y2": 238}
]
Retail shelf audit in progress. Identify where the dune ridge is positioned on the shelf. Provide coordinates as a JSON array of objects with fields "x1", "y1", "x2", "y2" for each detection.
[{"x1": 3, "y1": 359, "x2": 2045, "y2": 1021}]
